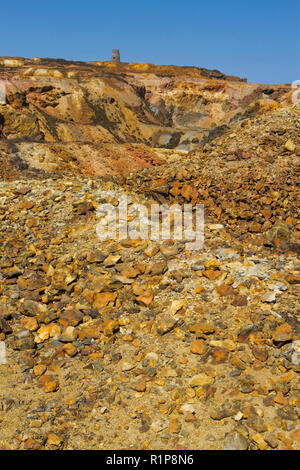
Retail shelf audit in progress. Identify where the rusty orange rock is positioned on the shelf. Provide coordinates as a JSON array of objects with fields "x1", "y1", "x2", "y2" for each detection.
[
  {"x1": 24, "y1": 438, "x2": 42, "y2": 450},
  {"x1": 190, "y1": 339, "x2": 207, "y2": 355},
  {"x1": 189, "y1": 323, "x2": 215, "y2": 336},
  {"x1": 47, "y1": 433, "x2": 63, "y2": 447},
  {"x1": 290, "y1": 429, "x2": 300, "y2": 445},
  {"x1": 93, "y1": 292, "x2": 117, "y2": 308},
  {"x1": 216, "y1": 284, "x2": 234, "y2": 296},
  {"x1": 63, "y1": 343, "x2": 78, "y2": 357},
  {"x1": 203, "y1": 269, "x2": 222, "y2": 281},
  {"x1": 19, "y1": 199, "x2": 35, "y2": 210},
  {"x1": 33, "y1": 364, "x2": 47, "y2": 377},
  {"x1": 136, "y1": 292, "x2": 154, "y2": 307},
  {"x1": 43, "y1": 380, "x2": 59, "y2": 393},
  {"x1": 273, "y1": 323, "x2": 293, "y2": 343},
  {"x1": 274, "y1": 391, "x2": 289, "y2": 406},
  {"x1": 252, "y1": 347, "x2": 268, "y2": 362},
  {"x1": 168, "y1": 416, "x2": 181, "y2": 433},
  {"x1": 232, "y1": 295, "x2": 248, "y2": 306},
  {"x1": 211, "y1": 347, "x2": 229, "y2": 363}
]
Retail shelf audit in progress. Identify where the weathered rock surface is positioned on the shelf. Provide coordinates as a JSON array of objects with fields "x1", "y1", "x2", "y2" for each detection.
[
  {"x1": 0, "y1": 56, "x2": 293, "y2": 179},
  {"x1": 0, "y1": 57, "x2": 299, "y2": 451}
]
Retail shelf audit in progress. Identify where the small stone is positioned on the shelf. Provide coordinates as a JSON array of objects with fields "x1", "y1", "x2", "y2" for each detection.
[
  {"x1": 234, "y1": 411, "x2": 243, "y2": 421},
  {"x1": 156, "y1": 315, "x2": 177, "y2": 335},
  {"x1": 21, "y1": 317, "x2": 38, "y2": 332},
  {"x1": 35, "y1": 325, "x2": 51, "y2": 343},
  {"x1": 264, "y1": 432, "x2": 279, "y2": 449},
  {"x1": 47, "y1": 433, "x2": 63, "y2": 447},
  {"x1": 86, "y1": 251, "x2": 105, "y2": 264},
  {"x1": 231, "y1": 295, "x2": 248, "y2": 307},
  {"x1": 180, "y1": 404, "x2": 196, "y2": 414},
  {"x1": 136, "y1": 292, "x2": 154, "y2": 307},
  {"x1": 168, "y1": 416, "x2": 181, "y2": 433},
  {"x1": 33, "y1": 364, "x2": 47, "y2": 377},
  {"x1": 24, "y1": 438, "x2": 42, "y2": 450},
  {"x1": 252, "y1": 347, "x2": 268, "y2": 362},
  {"x1": 22, "y1": 300, "x2": 42, "y2": 317},
  {"x1": 102, "y1": 319, "x2": 119, "y2": 336},
  {"x1": 63, "y1": 343, "x2": 78, "y2": 357},
  {"x1": 194, "y1": 285, "x2": 205, "y2": 294},
  {"x1": 273, "y1": 323, "x2": 293, "y2": 343},
  {"x1": 216, "y1": 284, "x2": 234, "y2": 296},
  {"x1": 210, "y1": 408, "x2": 233, "y2": 420},
  {"x1": 274, "y1": 391, "x2": 289, "y2": 406},
  {"x1": 261, "y1": 291, "x2": 276, "y2": 303},
  {"x1": 151, "y1": 420, "x2": 167, "y2": 433},
  {"x1": 93, "y1": 292, "x2": 117, "y2": 308},
  {"x1": 59, "y1": 326, "x2": 77, "y2": 343},
  {"x1": 181, "y1": 184, "x2": 192, "y2": 201},
  {"x1": 19, "y1": 199, "x2": 35, "y2": 210},
  {"x1": 251, "y1": 433, "x2": 268, "y2": 450},
  {"x1": 224, "y1": 432, "x2": 248, "y2": 450},
  {"x1": 119, "y1": 360, "x2": 135, "y2": 371},
  {"x1": 188, "y1": 322, "x2": 215, "y2": 336},
  {"x1": 277, "y1": 406, "x2": 298, "y2": 421},
  {"x1": 211, "y1": 347, "x2": 229, "y2": 363},
  {"x1": 290, "y1": 429, "x2": 300, "y2": 445},
  {"x1": 189, "y1": 374, "x2": 214, "y2": 387},
  {"x1": 59, "y1": 309, "x2": 83, "y2": 327},
  {"x1": 160, "y1": 246, "x2": 179, "y2": 258},
  {"x1": 284, "y1": 139, "x2": 295, "y2": 152},
  {"x1": 103, "y1": 254, "x2": 121, "y2": 267},
  {"x1": 185, "y1": 413, "x2": 197, "y2": 423},
  {"x1": 262, "y1": 207, "x2": 272, "y2": 219},
  {"x1": 290, "y1": 341, "x2": 300, "y2": 366},
  {"x1": 121, "y1": 267, "x2": 140, "y2": 278},
  {"x1": 135, "y1": 381, "x2": 146, "y2": 392},
  {"x1": 204, "y1": 269, "x2": 222, "y2": 281},
  {"x1": 147, "y1": 262, "x2": 167, "y2": 276},
  {"x1": 144, "y1": 245, "x2": 159, "y2": 258},
  {"x1": 170, "y1": 300, "x2": 184, "y2": 315},
  {"x1": 190, "y1": 339, "x2": 207, "y2": 355},
  {"x1": 247, "y1": 417, "x2": 267, "y2": 433},
  {"x1": 43, "y1": 380, "x2": 59, "y2": 393},
  {"x1": 12, "y1": 335, "x2": 35, "y2": 351},
  {"x1": 285, "y1": 273, "x2": 300, "y2": 285}
]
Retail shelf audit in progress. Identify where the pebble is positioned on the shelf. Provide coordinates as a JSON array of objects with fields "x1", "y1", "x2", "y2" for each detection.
[{"x1": 223, "y1": 432, "x2": 249, "y2": 450}]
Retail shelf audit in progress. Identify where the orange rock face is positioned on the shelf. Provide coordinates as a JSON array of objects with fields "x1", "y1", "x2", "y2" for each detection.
[{"x1": 0, "y1": 56, "x2": 291, "y2": 180}]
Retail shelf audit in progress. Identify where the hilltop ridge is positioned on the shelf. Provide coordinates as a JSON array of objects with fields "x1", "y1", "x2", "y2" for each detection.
[{"x1": 0, "y1": 56, "x2": 293, "y2": 179}]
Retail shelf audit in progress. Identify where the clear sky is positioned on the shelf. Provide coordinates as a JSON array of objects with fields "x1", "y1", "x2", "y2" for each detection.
[{"x1": 1, "y1": 0, "x2": 299, "y2": 84}]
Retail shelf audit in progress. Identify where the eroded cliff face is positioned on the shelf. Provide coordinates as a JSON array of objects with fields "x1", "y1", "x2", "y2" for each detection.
[
  {"x1": 0, "y1": 59, "x2": 299, "y2": 452},
  {"x1": 0, "y1": 56, "x2": 292, "y2": 177}
]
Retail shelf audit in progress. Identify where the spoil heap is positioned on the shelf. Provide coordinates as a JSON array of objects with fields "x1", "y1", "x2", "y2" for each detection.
[
  {"x1": 0, "y1": 60, "x2": 299, "y2": 451},
  {"x1": 122, "y1": 105, "x2": 300, "y2": 249}
]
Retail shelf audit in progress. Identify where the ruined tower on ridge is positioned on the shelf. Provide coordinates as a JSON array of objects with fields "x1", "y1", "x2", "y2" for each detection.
[{"x1": 111, "y1": 49, "x2": 120, "y2": 63}]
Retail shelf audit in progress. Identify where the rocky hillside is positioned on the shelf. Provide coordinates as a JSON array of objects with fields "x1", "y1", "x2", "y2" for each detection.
[
  {"x1": 0, "y1": 56, "x2": 293, "y2": 178},
  {"x1": 121, "y1": 105, "x2": 300, "y2": 246},
  {"x1": 0, "y1": 58, "x2": 299, "y2": 451}
]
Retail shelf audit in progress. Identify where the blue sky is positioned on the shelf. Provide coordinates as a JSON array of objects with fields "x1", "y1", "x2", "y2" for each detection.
[{"x1": 1, "y1": 0, "x2": 299, "y2": 84}]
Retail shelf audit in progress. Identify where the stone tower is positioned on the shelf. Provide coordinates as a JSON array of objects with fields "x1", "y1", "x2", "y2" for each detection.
[{"x1": 111, "y1": 49, "x2": 120, "y2": 63}]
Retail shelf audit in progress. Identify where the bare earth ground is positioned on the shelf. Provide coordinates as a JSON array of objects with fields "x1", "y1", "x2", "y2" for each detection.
[
  {"x1": 0, "y1": 165, "x2": 299, "y2": 450},
  {"x1": 0, "y1": 58, "x2": 299, "y2": 450}
]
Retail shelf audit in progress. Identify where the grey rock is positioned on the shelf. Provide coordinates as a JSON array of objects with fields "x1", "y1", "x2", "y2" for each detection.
[{"x1": 224, "y1": 432, "x2": 248, "y2": 450}]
